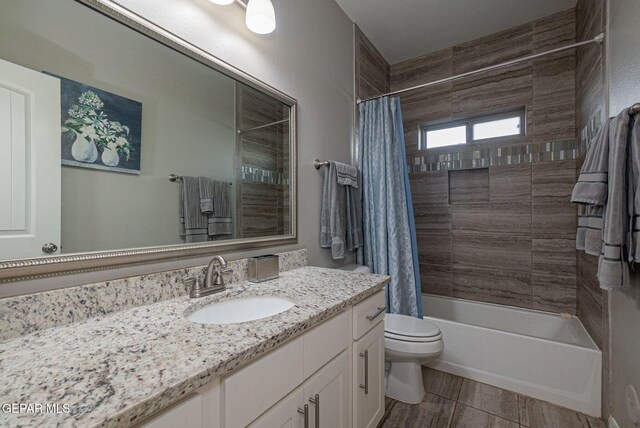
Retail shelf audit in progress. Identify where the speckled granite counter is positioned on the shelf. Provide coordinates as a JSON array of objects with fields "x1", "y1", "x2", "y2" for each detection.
[{"x1": 0, "y1": 267, "x2": 389, "y2": 427}]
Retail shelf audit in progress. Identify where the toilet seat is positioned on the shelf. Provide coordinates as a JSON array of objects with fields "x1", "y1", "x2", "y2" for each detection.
[{"x1": 384, "y1": 313, "x2": 441, "y2": 341}]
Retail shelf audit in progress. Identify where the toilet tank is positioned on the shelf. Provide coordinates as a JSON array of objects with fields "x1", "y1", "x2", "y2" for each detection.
[{"x1": 338, "y1": 263, "x2": 371, "y2": 274}]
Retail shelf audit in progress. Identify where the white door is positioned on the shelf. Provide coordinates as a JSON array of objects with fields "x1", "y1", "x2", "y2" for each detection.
[
  {"x1": 248, "y1": 388, "x2": 306, "y2": 428},
  {"x1": 354, "y1": 321, "x2": 385, "y2": 428},
  {"x1": 303, "y1": 349, "x2": 352, "y2": 428},
  {"x1": 0, "y1": 58, "x2": 60, "y2": 259}
]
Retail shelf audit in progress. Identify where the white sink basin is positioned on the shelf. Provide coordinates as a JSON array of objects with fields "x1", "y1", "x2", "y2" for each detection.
[{"x1": 186, "y1": 296, "x2": 296, "y2": 325}]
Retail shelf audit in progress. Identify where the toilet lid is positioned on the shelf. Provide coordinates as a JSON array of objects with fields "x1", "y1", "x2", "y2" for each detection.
[{"x1": 384, "y1": 313, "x2": 441, "y2": 338}]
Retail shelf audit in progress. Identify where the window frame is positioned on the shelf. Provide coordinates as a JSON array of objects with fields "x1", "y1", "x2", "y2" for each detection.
[{"x1": 419, "y1": 107, "x2": 527, "y2": 150}]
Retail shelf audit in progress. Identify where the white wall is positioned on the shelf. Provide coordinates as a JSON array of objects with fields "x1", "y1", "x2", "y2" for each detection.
[
  {"x1": 0, "y1": 0, "x2": 355, "y2": 296},
  {"x1": 607, "y1": 0, "x2": 640, "y2": 426}
]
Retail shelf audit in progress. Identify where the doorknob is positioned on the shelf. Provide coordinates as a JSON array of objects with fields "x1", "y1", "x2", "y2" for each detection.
[{"x1": 42, "y1": 243, "x2": 58, "y2": 254}]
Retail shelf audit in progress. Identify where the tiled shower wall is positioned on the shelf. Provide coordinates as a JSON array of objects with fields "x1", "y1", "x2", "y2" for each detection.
[
  {"x1": 390, "y1": 10, "x2": 579, "y2": 313},
  {"x1": 410, "y1": 162, "x2": 577, "y2": 313}
]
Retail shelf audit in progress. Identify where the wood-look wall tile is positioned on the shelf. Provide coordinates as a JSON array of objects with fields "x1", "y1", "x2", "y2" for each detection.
[
  {"x1": 452, "y1": 232, "x2": 531, "y2": 271},
  {"x1": 452, "y1": 203, "x2": 531, "y2": 234},
  {"x1": 452, "y1": 23, "x2": 532, "y2": 74},
  {"x1": 532, "y1": 52, "x2": 576, "y2": 143},
  {"x1": 532, "y1": 160, "x2": 576, "y2": 199},
  {"x1": 578, "y1": 251, "x2": 602, "y2": 305},
  {"x1": 399, "y1": 85, "x2": 453, "y2": 130},
  {"x1": 449, "y1": 169, "x2": 489, "y2": 204},
  {"x1": 532, "y1": 237, "x2": 577, "y2": 275},
  {"x1": 413, "y1": 203, "x2": 451, "y2": 232},
  {"x1": 489, "y1": 164, "x2": 531, "y2": 203},
  {"x1": 577, "y1": 285, "x2": 603, "y2": 348},
  {"x1": 532, "y1": 201, "x2": 577, "y2": 239},
  {"x1": 532, "y1": 8, "x2": 576, "y2": 53},
  {"x1": 391, "y1": 47, "x2": 453, "y2": 92},
  {"x1": 355, "y1": 26, "x2": 390, "y2": 100},
  {"x1": 532, "y1": 272, "x2": 577, "y2": 314},
  {"x1": 417, "y1": 232, "x2": 452, "y2": 266},
  {"x1": 452, "y1": 63, "x2": 533, "y2": 117},
  {"x1": 452, "y1": 266, "x2": 532, "y2": 309},
  {"x1": 410, "y1": 171, "x2": 449, "y2": 204},
  {"x1": 420, "y1": 263, "x2": 452, "y2": 297}
]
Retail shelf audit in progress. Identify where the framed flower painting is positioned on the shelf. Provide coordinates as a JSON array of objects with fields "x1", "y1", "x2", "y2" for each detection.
[{"x1": 47, "y1": 73, "x2": 142, "y2": 174}]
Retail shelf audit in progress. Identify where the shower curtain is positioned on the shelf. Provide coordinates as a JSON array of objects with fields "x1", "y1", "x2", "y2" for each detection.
[{"x1": 358, "y1": 96, "x2": 423, "y2": 318}]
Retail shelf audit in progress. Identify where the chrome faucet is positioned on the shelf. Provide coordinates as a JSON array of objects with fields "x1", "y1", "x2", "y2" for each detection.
[{"x1": 187, "y1": 255, "x2": 232, "y2": 298}]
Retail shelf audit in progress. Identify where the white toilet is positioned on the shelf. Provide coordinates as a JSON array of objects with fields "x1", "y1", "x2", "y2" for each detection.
[
  {"x1": 384, "y1": 313, "x2": 443, "y2": 403},
  {"x1": 338, "y1": 264, "x2": 444, "y2": 404}
]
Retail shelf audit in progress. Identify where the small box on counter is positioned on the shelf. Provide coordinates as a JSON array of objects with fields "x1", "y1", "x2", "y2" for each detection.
[{"x1": 248, "y1": 254, "x2": 279, "y2": 283}]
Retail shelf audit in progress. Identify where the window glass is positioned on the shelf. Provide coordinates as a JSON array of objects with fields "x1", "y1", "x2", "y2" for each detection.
[
  {"x1": 473, "y1": 116, "x2": 521, "y2": 141},
  {"x1": 425, "y1": 125, "x2": 466, "y2": 149}
]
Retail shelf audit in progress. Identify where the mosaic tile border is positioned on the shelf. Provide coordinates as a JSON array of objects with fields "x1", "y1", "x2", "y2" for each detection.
[
  {"x1": 241, "y1": 165, "x2": 289, "y2": 185},
  {"x1": 409, "y1": 139, "x2": 580, "y2": 172}
]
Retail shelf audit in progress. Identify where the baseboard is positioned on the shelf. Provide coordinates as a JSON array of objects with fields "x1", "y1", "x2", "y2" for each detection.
[{"x1": 608, "y1": 415, "x2": 620, "y2": 428}]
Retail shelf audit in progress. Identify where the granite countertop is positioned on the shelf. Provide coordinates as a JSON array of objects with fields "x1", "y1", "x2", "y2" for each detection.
[{"x1": 0, "y1": 267, "x2": 389, "y2": 428}]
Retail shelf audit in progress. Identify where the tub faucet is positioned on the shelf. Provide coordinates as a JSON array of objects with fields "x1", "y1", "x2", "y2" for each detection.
[{"x1": 188, "y1": 255, "x2": 232, "y2": 298}]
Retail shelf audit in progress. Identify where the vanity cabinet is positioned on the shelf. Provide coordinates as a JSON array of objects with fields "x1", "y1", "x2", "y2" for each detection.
[{"x1": 138, "y1": 290, "x2": 385, "y2": 428}]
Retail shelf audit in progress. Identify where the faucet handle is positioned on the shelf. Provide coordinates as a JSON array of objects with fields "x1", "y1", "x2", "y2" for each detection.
[
  {"x1": 184, "y1": 276, "x2": 202, "y2": 297},
  {"x1": 213, "y1": 268, "x2": 233, "y2": 286}
]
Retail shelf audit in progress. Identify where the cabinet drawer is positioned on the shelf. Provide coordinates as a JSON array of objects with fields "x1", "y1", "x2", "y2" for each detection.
[
  {"x1": 353, "y1": 291, "x2": 386, "y2": 340},
  {"x1": 223, "y1": 336, "x2": 304, "y2": 428},
  {"x1": 303, "y1": 310, "x2": 351, "y2": 378}
]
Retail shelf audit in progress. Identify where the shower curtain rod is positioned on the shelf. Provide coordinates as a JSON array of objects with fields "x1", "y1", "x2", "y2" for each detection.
[{"x1": 356, "y1": 32, "x2": 605, "y2": 104}]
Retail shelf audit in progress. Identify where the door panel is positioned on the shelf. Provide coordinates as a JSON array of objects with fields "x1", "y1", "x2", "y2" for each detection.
[
  {"x1": 304, "y1": 349, "x2": 351, "y2": 428},
  {"x1": 354, "y1": 321, "x2": 385, "y2": 428},
  {"x1": 248, "y1": 388, "x2": 305, "y2": 428},
  {"x1": 0, "y1": 58, "x2": 60, "y2": 258}
]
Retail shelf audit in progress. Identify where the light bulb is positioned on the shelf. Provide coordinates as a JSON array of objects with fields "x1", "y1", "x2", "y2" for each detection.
[
  {"x1": 245, "y1": 0, "x2": 276, "y2": 34},
  {"x1": 210, "y1": 0, "x2": 235, "y2": 5}
]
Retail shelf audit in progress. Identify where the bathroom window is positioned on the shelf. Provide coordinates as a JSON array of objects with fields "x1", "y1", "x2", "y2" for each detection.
[{"x1": 420, "y1": 108, "x2": 525, "y2": 149}]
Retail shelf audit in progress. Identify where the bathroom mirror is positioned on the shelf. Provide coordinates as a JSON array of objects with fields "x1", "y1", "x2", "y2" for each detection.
[{"x1": 0, "y1": 0, "x2": 297, "y2": 281}]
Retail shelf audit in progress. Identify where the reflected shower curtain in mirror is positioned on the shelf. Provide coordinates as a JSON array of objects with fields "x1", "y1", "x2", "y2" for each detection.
[{"x1": 358, "y1": 97, "x2": 423, "y2": 318}]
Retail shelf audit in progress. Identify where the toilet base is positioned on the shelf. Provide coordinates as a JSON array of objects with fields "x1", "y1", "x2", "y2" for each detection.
[{"x1": 385, "y1": 361, "x2": 425, "y2": 404}]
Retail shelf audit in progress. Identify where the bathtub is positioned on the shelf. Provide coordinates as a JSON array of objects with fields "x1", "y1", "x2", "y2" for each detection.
[{"x1": 422, "y1": 294, "x2": 602, "y2": 417}]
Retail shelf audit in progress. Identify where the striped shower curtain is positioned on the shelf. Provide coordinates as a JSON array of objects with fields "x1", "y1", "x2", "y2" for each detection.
[{"x1": 357, "y1": 96, "x2": 423, "y2": 318}]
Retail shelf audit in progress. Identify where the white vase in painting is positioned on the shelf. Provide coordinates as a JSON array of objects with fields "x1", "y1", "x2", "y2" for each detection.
[
  {"x1": 101, "y1": 146, "x2": 120, "y2": 167},
  {"x1": 71, "y1": 132, "x2": 98, "y2": 163}
]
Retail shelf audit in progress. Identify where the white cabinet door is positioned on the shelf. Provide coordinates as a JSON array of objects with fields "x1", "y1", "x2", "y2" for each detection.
[
  {"x1": 303, "y1": 349, "x2": 352, "y2": 428},
  {"x1": 248, "y1": 388, "x2": 306, "y2": 428},
  {"x1": 0, "y1": 58, "x2": 60, "y2": 258},
  {"x1": 136, "y1": 393, "x2": 203, "y2": 428},
  {"x1": 354, "y1": 321, "x2": 385, "y2": 428}
]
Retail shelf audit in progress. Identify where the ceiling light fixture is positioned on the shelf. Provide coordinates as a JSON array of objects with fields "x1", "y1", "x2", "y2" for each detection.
[{"x1": 210, "y1": 0, "x2": 276, "y2": 35}]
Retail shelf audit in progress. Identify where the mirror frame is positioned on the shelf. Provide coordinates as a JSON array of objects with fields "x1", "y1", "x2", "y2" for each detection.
[{"x1": 0, "y1": 0, "x2": 297, "y2": 282}]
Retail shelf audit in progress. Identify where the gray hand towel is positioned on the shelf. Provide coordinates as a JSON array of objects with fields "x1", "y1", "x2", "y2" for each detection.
[
  {"x1": 320, "y1": 161, "x2": 363, "y2": 259},
  {"x1": 334, "y1": 161, "x2": 358, "y2": 188},
  {"x1": 628, "y1": 115, "x2": 640, "y2": 262},
  {"x1": 208, "y1": 180, "x2": 233, "y2": 238},
  {"x1": 180, "y1": 176, "x2": 208, "y2": 243}
]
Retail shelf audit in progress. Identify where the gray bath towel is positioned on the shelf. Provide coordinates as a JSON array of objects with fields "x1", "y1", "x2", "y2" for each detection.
[
  {"x1": 320, "y1": 161, "x2": 363, "y2": 259},
  {"x1": 572, "y1": 109, "x2": 633, "y2": 289},
  {"x1": 198, "y1": 177, "x2": 215, "y2": 215},
  {"x1": 207, "y1": 180, "x2": 233, "y2": 239},
  {"x1": 335, "y1": 161, "x2": 359, "y2": 188},
  {"x1": 180, "y1": 176, "x2": 208, "y2": 243},
  {"x1": 628, "y1": 116, "x2": 640, "y2": 262}
]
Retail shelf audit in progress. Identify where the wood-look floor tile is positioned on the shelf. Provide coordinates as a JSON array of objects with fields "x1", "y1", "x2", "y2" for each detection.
[
  {"x1": 519, "y1": 396, "x2": 590, "y2": 427},
  {"x1": 450, "y1": 403, "x2": 519, "y2": 428},
  {"x1": 380, "y1": 392, "x2": 455, "y2": 428},
  {"x1": 422, "y1": 367, "x2": 463, "y2": 400},
  {"x1": 457, "y1": 379, "x2": 519, "y2": 422},
  {"x1": 586, "y1": 415, "x2": 607, "y2": 428}
]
